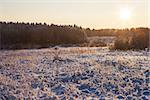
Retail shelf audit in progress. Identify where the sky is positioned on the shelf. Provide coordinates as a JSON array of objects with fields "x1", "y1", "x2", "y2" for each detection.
[{"x1": 0, "y1": 0, "x2": 149, "y2": 29}]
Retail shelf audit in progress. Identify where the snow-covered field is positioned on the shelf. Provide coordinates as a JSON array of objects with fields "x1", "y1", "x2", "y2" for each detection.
[{"x1": 0, "y1": 47, "x2": 149, "y2": 100}]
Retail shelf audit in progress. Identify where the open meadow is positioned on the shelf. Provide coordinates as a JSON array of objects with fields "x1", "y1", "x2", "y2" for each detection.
[{"x1": 0, "y1": 47, "x2": 149, "y2": 100}]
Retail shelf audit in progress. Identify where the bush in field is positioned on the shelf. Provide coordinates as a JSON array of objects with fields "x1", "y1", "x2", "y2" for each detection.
[{"x1": 114, "y1": 39, "x2": 130, "y2": 50}]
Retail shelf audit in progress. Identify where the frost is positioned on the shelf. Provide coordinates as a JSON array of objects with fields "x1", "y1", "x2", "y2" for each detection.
[{"x1": 0, "y1": 47, "x2": 149, "y2": 99}]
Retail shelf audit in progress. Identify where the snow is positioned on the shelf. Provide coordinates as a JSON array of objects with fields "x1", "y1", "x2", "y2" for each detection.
[{"x1": 0, "y1": 47, "x2": 149, "y2": 99}]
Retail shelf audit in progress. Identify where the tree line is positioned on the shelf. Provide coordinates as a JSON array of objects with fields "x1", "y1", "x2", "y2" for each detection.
[
  {"x1": 0, "y1": 21, "x2": 149, "y2": 50},
  {"x1": 85, "y1": 27, "x2": 149, "y2": 50},
  {"x1": 0, "y1": 22, "x2": 87, "y2": 49},
  {"x1": 113, "y1": 28, "x2": 149, "y2": 50}
]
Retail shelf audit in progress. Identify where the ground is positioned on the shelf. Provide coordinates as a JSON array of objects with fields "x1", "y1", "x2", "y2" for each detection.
[{"x1": 0, "y1": 47, "x2": 149, "y2": 100}]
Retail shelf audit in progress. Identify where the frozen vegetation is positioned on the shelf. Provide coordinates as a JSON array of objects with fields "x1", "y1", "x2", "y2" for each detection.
[{"x1": 0, "y1": 47, "x2": 149, "y2": 100}]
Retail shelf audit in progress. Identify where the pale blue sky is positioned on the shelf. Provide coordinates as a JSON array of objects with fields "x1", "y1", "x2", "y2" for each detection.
[{"x1": 0, "y1": 0, "x2": 149, "y2": 29}]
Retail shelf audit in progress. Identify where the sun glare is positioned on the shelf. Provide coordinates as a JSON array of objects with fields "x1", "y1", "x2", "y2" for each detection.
[{"x1": 120, "y1": 8, "x2": 131, "y2": 20}]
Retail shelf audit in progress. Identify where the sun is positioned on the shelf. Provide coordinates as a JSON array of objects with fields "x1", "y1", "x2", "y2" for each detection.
[{"x1": 120, "y1": 8, "x2": 131, "y2": 20}]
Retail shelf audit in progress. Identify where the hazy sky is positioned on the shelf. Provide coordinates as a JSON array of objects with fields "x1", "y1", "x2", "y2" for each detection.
[{"x1": 0, "y1": 0, "x2": 149, "y2": 29}]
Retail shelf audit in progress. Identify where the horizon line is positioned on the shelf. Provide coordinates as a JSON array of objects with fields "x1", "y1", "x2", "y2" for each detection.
[{"x1": 0, "y1": 21, "x2": 149, "y2": 30}]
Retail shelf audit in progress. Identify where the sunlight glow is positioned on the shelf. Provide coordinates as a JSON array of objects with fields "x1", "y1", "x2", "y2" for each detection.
[{"x1": 120, "y1": 8, "x2": 131, "y2": 20}]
